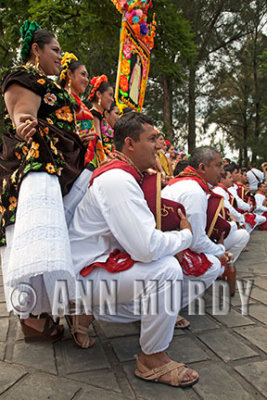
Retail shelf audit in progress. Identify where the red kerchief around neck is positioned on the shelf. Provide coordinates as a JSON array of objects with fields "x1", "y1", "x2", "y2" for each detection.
[
  {"x1": 89, "y1": 150, "x2": 143, "y2": 186},
  {"x1": 169, "y1": 166, "x2": 210, "y2": 194}
]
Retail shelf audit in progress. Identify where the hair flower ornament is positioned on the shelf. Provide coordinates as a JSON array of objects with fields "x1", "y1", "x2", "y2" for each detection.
[{"x1": 60, "y1": 52, "x2": 78, "y2": 81}]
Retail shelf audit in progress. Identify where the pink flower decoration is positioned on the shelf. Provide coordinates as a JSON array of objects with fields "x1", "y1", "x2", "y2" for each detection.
[
  {"x1": 136, "y1": 9, "x2": 143, "y2": 17},
  {"x1": 123, "y1": 42, "x2": 131, "y2": 59},
  {"x1": 143, "y1": 62, "x2": 147, "y2": 78}
]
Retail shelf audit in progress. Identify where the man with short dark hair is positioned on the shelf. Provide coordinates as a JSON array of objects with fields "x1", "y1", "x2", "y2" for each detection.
[
  {"x1": 213, "y1": 168, "x2": 246, "y2": 226},
  {"x1": 69, "y1": 112, "x2": 199, "y2": 388},
  {"x1": 228, "y1": 164, "x2": 265, "y2": 232},
  {"x1": 213, "y1": 168, "x2": 250, "y2": 261},
  {"x1": 254, "y1": 182, "x2": 267, "y2": 230}
]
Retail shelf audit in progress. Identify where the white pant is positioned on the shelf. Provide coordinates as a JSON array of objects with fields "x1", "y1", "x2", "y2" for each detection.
[
  {"x1": 79, "y1": 256, "x2": 183, "y2": 355},
  {"x1": 182, "y1": 254, "x2": 223, "y2": 308},
  {"x1": 224, "y1": 226, "x2": 250, "y2": 262},
  {"x1": 245, "y1": 214, "x2": 266, "y2": 233}
]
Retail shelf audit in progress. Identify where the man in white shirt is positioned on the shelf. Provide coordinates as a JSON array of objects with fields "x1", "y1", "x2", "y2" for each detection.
[
  {"x1": 212, "y1": 167, "x2": 250, "y2": 262},
  {"x1": 247, "y1": 164, "x2": 264, "y2": 192},
  {"x1": 162, "y1": 146, "x2": 232, "y2": 303},
  {"x1": 228, "y1": 164, "x2": 265, "y2": 232},
  {"x1": 255, "y1": 182, "x2": 267, "y2": 218},
  {"x1": 69, "y1": 112, "x2": 198, "y2": 388}
]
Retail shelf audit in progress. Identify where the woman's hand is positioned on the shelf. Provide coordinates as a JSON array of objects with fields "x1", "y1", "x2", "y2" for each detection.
[
  {"x1": 79, "y1": 131, "x2": 96, "y2": 147},
  {"x1": 16, "y1": 114, "x2": 38, "y2": 144}
]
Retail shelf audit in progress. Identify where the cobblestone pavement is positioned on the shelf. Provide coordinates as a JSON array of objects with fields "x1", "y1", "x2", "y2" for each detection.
[{"x1": 0, "y1": 231, "x2": 266, "y2": 399}]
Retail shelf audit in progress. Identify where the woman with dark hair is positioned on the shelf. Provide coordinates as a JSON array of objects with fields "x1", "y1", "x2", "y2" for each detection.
[
  {"x1": 86, "y1": 75, "x2": 114, "y2": 164},
  {"x1": 59, "y1": 52, "x2": 95, "y2": 150},
  {"x1": 58, "y1": 52, "x2": 103, "y2": 225},
  {"x1": 0, "y1": 21, "x2": 94, "y2": 347},
  {"x1": 101, "y1": 101, "x2": 120, "y2": 153}
]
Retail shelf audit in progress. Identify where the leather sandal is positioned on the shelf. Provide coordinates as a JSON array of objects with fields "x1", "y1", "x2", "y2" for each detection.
[
  {"x1": 65, "y1": 315, "x2": 95, "y2": 349},
  {"x1": 174, "y1": 315, "x2": 191, "y2": 329},
  {"x1": 134, "y1": 355, "x2": 199, "y2": 387},
  {"x1": 20, "y1": 314, "x2": 64, "y2": 343}
]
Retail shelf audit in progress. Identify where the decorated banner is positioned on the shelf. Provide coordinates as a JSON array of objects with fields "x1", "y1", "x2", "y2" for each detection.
[{"x1": 111, "y1": 0, "x2": 156, "y2": 112}]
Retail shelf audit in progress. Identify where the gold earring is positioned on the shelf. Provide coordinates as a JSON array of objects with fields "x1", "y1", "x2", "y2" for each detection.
[
  {"x1": 98, "y1": 98, "x2": 101, "y2": 106},
  {"x1": 68, "y1": 78, "x2": 72, "y2": 93},
  {"x1": 35, "y1": 56, "x2": 40, "y2": 71}
]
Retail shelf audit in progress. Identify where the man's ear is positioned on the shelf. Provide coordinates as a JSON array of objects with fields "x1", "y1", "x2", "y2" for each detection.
[
  {"x1": 198, "y1": 162, "x2": 206, "y2": 174},
  {"x1": 124, "y1": 136, "x2": 135, "y2": 151}
]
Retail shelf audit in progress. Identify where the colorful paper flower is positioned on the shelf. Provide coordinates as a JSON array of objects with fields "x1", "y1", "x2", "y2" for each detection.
[
  {"x1": 140, "y1": 23, "x2": 148, "y2": 36},
  {"x1": 121, "y1": 58, "x2": 131, "y2": 76},
  {"x1": 123, "y1": 42, "x2": 131, "y2": 59},
  {"x1": 120, "y1": 75, "x2": 129, "y2": 92}
]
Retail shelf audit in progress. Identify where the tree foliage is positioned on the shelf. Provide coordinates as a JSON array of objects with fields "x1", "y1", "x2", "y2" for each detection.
[{"x1": 0, "y1": 0, "x2": 267, "y2": 162}]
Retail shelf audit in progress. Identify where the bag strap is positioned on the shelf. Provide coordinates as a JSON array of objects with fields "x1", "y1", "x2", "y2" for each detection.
[{"x1": 251, "y1": 169, "x2": 261, "y2": 182}]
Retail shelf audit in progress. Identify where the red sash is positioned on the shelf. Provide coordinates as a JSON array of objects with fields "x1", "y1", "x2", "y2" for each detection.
[
  {"x1": 244, "y1": 213, "x2": 256, "y2": 227},
  {"x1": 170, "y1": 168, "x2": 231, "y2": 242},
  {"x1": 236, "y1": 183, "x2": 245, "y2": 201},
  {"x1": 81, "y1": 160, "x2": 212, "y2": 277},
  {"x1": 207, "y1": 192, "x2": 231, "y2": 241},
  {"x1": 256, "y1": 190, "x2": 267, "y2": 206},
  {"x1": 169, "y1": 166, "x2": 209, "y2": 193}
]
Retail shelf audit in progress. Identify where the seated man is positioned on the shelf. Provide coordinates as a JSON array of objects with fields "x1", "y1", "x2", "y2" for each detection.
[
  {"x1": 68, "y1": 112, "x2": 198, "y2": 388},
  {"x1": 254, "y1": 182, "x2": 267, "y2": 230},
  {"x1": 212, "y1": 167, "x2": 250, "y2": 261},
  {"x1": 162, "y1": 146, "x2": 230, "y2": 304},
  {"x1": 228, "y1": 164, "x2": 266, "y2": 232}
]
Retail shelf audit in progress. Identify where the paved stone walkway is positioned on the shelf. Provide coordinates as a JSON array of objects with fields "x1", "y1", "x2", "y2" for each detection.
[{"x1": 0, "y1": 231, "x2": 266, "y2": 399}]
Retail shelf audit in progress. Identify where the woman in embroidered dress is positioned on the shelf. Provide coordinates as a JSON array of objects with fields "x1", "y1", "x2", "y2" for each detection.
[
  {"x1": 59, "y1": 52, "x2": 102, "y2": 225},
  {"x1": 87, "y1": 75, "x2": 114, "y2": 164},
  {"x1": 0, "y1": 21, "x2": 94, "y2": 347},
  {"x1": 102, "y1": 101, "x2": 120, "y2": 152}
]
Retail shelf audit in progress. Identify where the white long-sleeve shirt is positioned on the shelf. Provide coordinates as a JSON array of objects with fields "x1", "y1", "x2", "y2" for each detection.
[
  {"x1": 212, "y1": 186, "x2": 245, "y2": 224},
  {"x1": 254, "y1": 193, "x2": 267, "y2": 215},
  {"x1": 247, "y1": 169, "x2": 264, "y2": 191},
  {"x1": 162, "y1": 180, "x2": 225, "y2": 257},
  {"x1": 228, "y1": 184, "x2": 251, "y2": 211},
  {"x1": 69, "y1": 169, "x2": 192, "y2": 274}
]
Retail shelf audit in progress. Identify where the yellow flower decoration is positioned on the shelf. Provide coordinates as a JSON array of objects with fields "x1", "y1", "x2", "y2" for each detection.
[
  {"x1": 26, "y1": 141, "x2": 40, "y2": 160},
  {"x1": 11, "y1": 171, "x2": 17, "y2": 184},
  {"x1": 8, "y1": 196, "x2": 17, "y2": 211},
  {"x1": 22, "y1": 146, "x2": 28, "y2": 155},
  {"x1": 60, "y1": 52, "x2": 78, "y2": 81},
  {"x1": 46, "y1": 163, "x2": 56, "y2": 174},
  {"x1": 50, "y1": 141, "x2": 58, "y2": 155},
  {"x1": 55, "y1": 106, "x2": 73, "y2": 122},
  {"x1": 44, "y1": 93, "x2": 57, "y2": 106},
  {"x1": 37, "y1": 79, "x2": 46, "y2": 85},
  {"x1": 0, "y1": 205, "x2": 6, "y2": 215},
  {"x1": 46, "y1": 118, "x2": 54, "y2": 125},
  {"x1": 121, "y1": 58, "x2": 130, "y2": 76},
  {"x1": 26, "y1": 148, "x2": 39, "y2": 160},
  {"x1": 31, "y1": 142, "x2": 39, "y2": 150}
]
